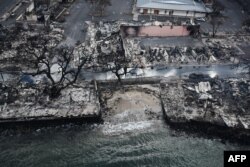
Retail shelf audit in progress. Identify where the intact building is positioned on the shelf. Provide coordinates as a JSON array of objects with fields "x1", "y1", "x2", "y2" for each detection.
[{"x1": 136, "y1": 0, "x2": 210, "y2": 18}]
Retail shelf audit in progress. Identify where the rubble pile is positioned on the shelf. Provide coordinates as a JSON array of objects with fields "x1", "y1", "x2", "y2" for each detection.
[
  {"x1": 161, "y1": 77, "x2": 250, "y2": 129},
  {"x1": 123, "y1": 37, "x2": 246, "y2": 67},
  {"x1": 211, "y1": 32, "x2": 250, "y2": 62},
  {"x1": 74, "y1": 21, "x2": 250, "y2": 70},
  {"x1": 0, "y1": 83, "x2": 100, "y2": 121},
  {"x1": 227, "y1": 34, "x2": 250, "y2": 44},
  {"x1": 18, "y1": 0, "x2": 73, "y2": 23},
  {"x1": 74, "y1": 21, "x2": 127, "y2": 70},
  {"x1": 0, "y1": 24, "x2": 64, "y2": 71},
  {"x1": 122, "y1": 38, "x2": 146, "y2": 67}
]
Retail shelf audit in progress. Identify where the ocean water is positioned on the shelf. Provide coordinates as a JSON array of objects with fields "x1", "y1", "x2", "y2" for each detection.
[{"x1": 0, "y1": 109, "x2": 249, "y2": 167}]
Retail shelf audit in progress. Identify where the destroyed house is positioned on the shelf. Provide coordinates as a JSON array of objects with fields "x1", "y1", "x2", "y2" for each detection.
[{"x1": 136, "y1": 0, "x2": 209, "y2": 18}]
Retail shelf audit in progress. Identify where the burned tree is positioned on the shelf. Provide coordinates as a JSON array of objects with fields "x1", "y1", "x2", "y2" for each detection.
[
  {"x1": 209, "y1": 15, "x2": 224, "y2": 38},
  {"x1": 208, "y1": 0, "x2": 226, "y2": 38},
  {"x1": 12, "y1": 28, "x2": 87, "y2": 99},
  {"x1": 18, "y1": 46, "x2": 87, "y2": 99},
  {"x1": 109, "y1": 51, "x2": 130, "y2": 83},
  {"x1": 90, "y1": 0, "x2": 111, "y2": 16},
  {"x1": 98, "y1": 0, "x2": 111, "y2": 16},
  {"x1": 97, "y1": 43, "x2": 130, "y2": 83},
  {"x1": 212, "y1": 0, "x2": 225, "y2": 15},
  {"x1": 28, "y1": 46, "x2": 88, "y2": 99},
  {"x1": 187, "y1": 25, "x2": 201, "y2": 38},
  {"x1": 0, "y1": 23, "x2": 64, "y2": 73},
  {"x1": 95, "y1": 30, "x2": 131, "y2": 83}
]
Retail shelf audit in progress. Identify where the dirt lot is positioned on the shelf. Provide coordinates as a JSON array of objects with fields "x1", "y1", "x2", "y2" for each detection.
[{"x1": 100, "y1": 84, "x2": 162, "y2": 123}]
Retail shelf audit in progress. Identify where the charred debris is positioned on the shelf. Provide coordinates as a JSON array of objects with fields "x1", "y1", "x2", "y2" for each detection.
[
  {"x1": 161, "y1": 75, "x2": 250, "y2": 143},
  {"x1": 0, "y1": 17, "x2": 249, "y2": 135}
]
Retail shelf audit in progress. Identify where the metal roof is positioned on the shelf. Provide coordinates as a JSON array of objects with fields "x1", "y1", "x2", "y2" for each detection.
[{"x1": 136, "y1": 0, "x2": 207, "y2": 13}]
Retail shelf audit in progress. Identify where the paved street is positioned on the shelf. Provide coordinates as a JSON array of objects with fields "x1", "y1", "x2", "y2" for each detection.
[
  {"x1": 0, "y1": 0, "x2": 18, "y2": 17},
  {"x1": 0, "y1": 0, "x2": 30, "y2": 26},
  {"x1": 103, "y1": 0, "x2": 133, "y2": 21},
  {"x1": 80, "y1": 64, "x2": 248, "y2": 81},
  {"x1": 61, "y1": 0, "x2": 92, "y2": 46},
  {"x1": 61, "y1": 0, "x2": 133, "y2": 46},
  {"x1": 200, "y1": 0, "x2": 247, "y2": 33}
]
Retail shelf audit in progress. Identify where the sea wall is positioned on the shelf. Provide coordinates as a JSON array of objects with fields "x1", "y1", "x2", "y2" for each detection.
[
  {"x1": 160, "y1": 77, "x2": 250, "y2": 144},
  {"x1": 0, "y1": 82, "x2": 101, "y2": 125}
]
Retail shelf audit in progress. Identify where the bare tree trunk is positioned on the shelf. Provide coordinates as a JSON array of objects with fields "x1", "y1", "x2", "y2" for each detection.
[
  {"x1": 101, "y1": 5, "x2": 105, "y2": 16},
  {"x1": 49, "y1": 85, "x2": 62, "y2": 99},
  {"x1": 116, "y1": 73, "x2": 122, "y2": 83},
  {"x1": 212, "y1": 25, "x2": 216, "y2": 38}
]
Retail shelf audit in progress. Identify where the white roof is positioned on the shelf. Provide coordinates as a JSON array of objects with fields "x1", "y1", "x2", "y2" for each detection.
[{"x1": 136, "y1": 0, "x2": 207, "y2": 13}]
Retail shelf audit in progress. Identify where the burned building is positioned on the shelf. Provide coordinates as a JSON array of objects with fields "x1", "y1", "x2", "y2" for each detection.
[{"x1": 17, "y1": 0, "x2": 72, "y2": 24}]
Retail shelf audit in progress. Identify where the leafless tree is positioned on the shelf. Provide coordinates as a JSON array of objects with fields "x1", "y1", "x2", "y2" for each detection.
[
  {"x1": 31, "y1": 47, "x2": 88, "y2": 98},
  {"x1": 209, "y1": 15, "x2": 224, "y2": 38},
  {"x1": 96, "y1": 48, "x2": 130, "y2": 83},
  {"x1": 89, "y1": 0, "x2": 111, "y2": 16},
  {"x1": 207, "y1": 0, "x2": 226, "y2": 38},
  {"x1": 108, "y1": 51, "x2": 130, "y2": 84},
  {"x1": 187, "y1": 25, "x2": 201, "y2": 38},
  {"x1": 15, "y1": 32, "x2": 88, "y2": 99},
  {"x1": 98, "y1": 0, "x2": 111, "y2": 16},
  {"x1": 212, "y1": 0, "x2": 225, "y2": 15}
]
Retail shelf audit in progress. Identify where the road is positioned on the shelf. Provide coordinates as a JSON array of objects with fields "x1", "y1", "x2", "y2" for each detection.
[
  {"x1": 200, "y1": 0, "x2": 247, "y2": 33},
  {"x1": 79, "y1": 64, "x2": 249, "y2": 81},
  {"x1": 0, "y1": 0, "x2": 18, "y2": 17},
  {"x1": 104, "y1": 0, "x2": 133, "y2": 21},
  {"x1": 2, "y1": 64, "x2": 248, "y2": 84},
  {"x1": 0, "y1": 0, "x2": 30, "y2": 26},
  {"x1": 60, "y1": 0, "x2": 92, "y2": 46},
  {"x1": 61, "y1": 0, "x2": 133, "y2": 46}
]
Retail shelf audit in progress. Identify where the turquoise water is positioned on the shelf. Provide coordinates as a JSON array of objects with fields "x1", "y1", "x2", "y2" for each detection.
[{"x1": 0, "y1": 118, "x2": 248, "y2": 167}]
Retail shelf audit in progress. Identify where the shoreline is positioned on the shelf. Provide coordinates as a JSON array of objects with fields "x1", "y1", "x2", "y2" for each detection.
[
  {"x1": 165, "y1": 116, "x2": 250, "y2": 145},
  {"x1": 0, "y1": 77, "x2": 249, "y2": 145},
  {"x1": 0, "y1": 115, "x2": 103, "y2": 130}
]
